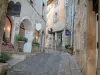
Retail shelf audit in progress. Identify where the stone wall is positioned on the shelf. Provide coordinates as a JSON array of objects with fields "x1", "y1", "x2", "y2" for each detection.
[
  {"x1": 87, "y1": 0, "x2": 96, "y2": 75},
  {"x1": 97, "y1": 2, "x2": 100, "y2": 75},
  {"x1": 74, "y1": 0, "x2": 97, "y2": 75},
  {"x1": 74, "y1": 0, "x2": 87, "y2": 74},
  {"x1": 47, "y1": 0, "x2": 65, "y2": 30},
  {"x1": 9, "y1": 0, "x2": 46, "y2": 52},
  {"x1": 0, "y1": 0, "x2": 8, "y2": 53},
  {"x1": 46, "y1": 0, "x2": 65, "y2": 49},
  {"x1": 97, "y1": 0, "x2": 100, "y2": 75},
  {"x1": 46, "y1": 0, "x2": 74, "y2": 49}
]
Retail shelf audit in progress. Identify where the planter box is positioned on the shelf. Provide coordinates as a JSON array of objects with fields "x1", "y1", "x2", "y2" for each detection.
[
  {"x1": 16, "y1": 41, "x2": 25, "y2": 52},
  {"x1": 32, "y1": 46, "x2": 40, "y2": 53},
  {"x1": 0, "y1": 63, "x2": 8, "y2": 75},
  {"x1": 1, "y1": 45, "x2": 14, "y2": 54}
]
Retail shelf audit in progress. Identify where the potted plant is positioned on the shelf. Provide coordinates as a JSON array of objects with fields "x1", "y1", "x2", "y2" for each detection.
[
  {"x1": 15, "y1": 35, "x2": 28, "y2": 43},
  {"x1": 65, "y1": 45, "x2": 73, "y2": 55},
  {"x1": 0, "y1": 52, "x2": 10, "y2": 63},
  {"x1": 0, "y1": 52, "x2": 10, "y2": 75},
  {"x1": 32, "y1": 42, "x2": 40, "y2": 53},
  {"x1": 65, "y1": 45, "x2": 70, "y2": 50},
  {"x1": 15, "y1": 35, "x2": 28, "y2": 52}
]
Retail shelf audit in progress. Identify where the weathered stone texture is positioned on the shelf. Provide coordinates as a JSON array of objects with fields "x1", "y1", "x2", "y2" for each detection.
[
  {"x1": 97, "y1": 0, "x2": 100, "y2": 75},
  {"x1": 74, "y1": 0, "x2": 87, "y2": 74},
  {"x1": 86, "y1": 0, "x2": 96, "y2": 75},
  {"x1": 0, "y1": 0, "x2": 8, "y2": 53},
  {"x1": 7, "y1": 52, "x2": 83, "y2": 75},
  {"x1": 0, "y1": 63, "x2": 8, "y2": 75},
  {"x1": 74, "y1": 0, "x2": 97, "y2": 75}
]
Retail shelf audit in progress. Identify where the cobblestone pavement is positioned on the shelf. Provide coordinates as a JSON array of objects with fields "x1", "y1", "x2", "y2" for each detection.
[{"x1": 7, "y1": 51, "x2": 83, "y2": 75}]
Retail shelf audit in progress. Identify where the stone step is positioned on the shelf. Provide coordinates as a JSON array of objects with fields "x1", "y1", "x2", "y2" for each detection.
[
  {"x1": 11, "y1": 54, "x2": 27, "y2": 60},
  {"x1": 7, "y1": 53, "x2": 35, "y2": 68},
  {"x1": 7, "y1": 58, "x2": 24, "y2": 68},
  {"x1": 0, "y1": 63, "x2": 8, "y2": 75}
]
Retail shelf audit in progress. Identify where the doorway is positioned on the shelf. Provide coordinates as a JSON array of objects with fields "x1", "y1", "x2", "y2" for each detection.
[
  {"x1": 20, "y1": 18, "x2": 33, "y2": 53},
  {"x1": 57, "y1": 31, "x2": 62, "y2": 50},
  {"x1": 3, "y1": 16, "x2": 12, "y2": 42}
]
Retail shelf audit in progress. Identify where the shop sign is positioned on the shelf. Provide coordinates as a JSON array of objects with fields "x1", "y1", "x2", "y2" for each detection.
[{"x1": 65, "y1": 29, "x2": 71, "y2": 36}]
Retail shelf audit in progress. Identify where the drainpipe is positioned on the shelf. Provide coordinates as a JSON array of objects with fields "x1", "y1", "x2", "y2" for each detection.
[{"x1": 72, "y1": 0, "x2": 75, "y2": 47}]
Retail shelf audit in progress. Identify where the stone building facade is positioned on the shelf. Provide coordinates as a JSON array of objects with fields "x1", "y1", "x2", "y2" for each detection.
[
  {"x1": 46, "y1": 0, "x2": 74, "y2": 50},
  {"x1": 74, "y1": 0, "x2": 87, "y2": 74},
  {"x1": 0, "y1": 0, "x2": 8, "y2": 53},
  {"x1": 74, "y1": 0, "x2": 98, "y2": 75},
  {"x1": 7, "y1": 0, "x2": 46, "y2": 53}
]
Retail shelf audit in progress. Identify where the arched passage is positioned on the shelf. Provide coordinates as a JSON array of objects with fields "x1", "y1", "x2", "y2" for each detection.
[
  {"x1": 35, "y1": 23, "x2": 42, "y2": 42},
  {"x1": 3, "y1": 16, "x2": 12, "y2": 42},
  {"x1": 20, "y1": 18, "x2": 34, "y2": 53}
]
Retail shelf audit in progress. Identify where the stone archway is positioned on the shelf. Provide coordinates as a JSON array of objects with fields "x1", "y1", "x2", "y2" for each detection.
[
  {"x1": 20, "y1": 17, "x2": 34, "y2": 53},
  {"x1": 35, "y1": 23, "x2": 42, "y2": 42},
  {"x1": 3, "y1": 16, "x2": 12, "y2": 42}
]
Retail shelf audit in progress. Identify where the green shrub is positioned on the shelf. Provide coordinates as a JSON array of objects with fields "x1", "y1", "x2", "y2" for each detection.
[
  {"x1": 0, "y1": 53, "x2": 10, "y2": 63},
  {"x1": 65, "y1": 45, "x2": 70, "y2": 50},
  {"x1": 15, "y1": 35, "x2": 28, "y2": 43},
  {"x1": 65, "y1": 45, "x2": 73, "y2": 52},
  {"x1": 32, "y1": 42, "x2": 40, "y2": 46}
]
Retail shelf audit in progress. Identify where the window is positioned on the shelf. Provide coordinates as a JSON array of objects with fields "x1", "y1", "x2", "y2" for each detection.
[{"x1": 53, "y1": 12, "x2": 59, "y2": 23}]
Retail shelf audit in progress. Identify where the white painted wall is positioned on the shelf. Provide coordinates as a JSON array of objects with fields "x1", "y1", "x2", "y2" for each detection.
[
  {"x1": 24, "y1": 31, "x2": 34, "y2": 53},
  {"x1": 10, "y1": 0, "x2": 46, "y2": 53}
]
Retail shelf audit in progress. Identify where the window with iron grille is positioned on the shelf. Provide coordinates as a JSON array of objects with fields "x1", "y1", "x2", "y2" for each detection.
[{"x1": 53, "y1": 12, "x2": 59, "y2": 23}]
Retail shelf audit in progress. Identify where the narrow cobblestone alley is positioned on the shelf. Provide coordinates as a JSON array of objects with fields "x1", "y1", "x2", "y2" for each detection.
[
  {"x1": 0, "y1": 0, "x2": 99, "y2": 75},
  {"x1": 7, "y1": 51, "x2": 83, "y2": 75}
]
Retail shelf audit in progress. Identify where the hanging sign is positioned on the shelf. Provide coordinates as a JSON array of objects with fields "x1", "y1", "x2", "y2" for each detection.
[
  {"x1": 7, "y1": 1, "x2": 21, "y2": 17},
  {"x1": 36, "y1": 23, "x2": 42, "y2": 31},
  {"x1": 65, "y1": 29, "x2": 71, "y2": 36}
]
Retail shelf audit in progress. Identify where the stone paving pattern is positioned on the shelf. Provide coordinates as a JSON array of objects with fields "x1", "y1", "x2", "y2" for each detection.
[{"x1": 7, "y1": 51, "x2": 83, "y2": 75}]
